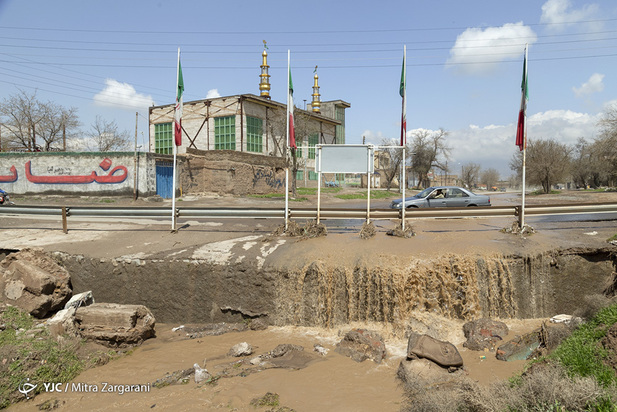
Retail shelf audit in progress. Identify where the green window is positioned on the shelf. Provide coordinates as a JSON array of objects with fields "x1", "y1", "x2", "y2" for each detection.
[
  {"x1": 309, "y1": 171, "x2": 318, "y2": 181},
  {"x1": 296, "y1": 170, "x2": 304, "y2": 180},
  {"x1": 154, "y1": 122, "x2": 173, "y2": 154},
  {"x1": 308, "y1": 133, "x2": 319, "y2": 159},
  {"x1": 336, "y1": 107, "x2": 346, "y2": 144},
  {"x1": 246, "y1": 116, "x2": 263, "y2": 153},
  {"x1": 215, "y1": 116, "x2": 236, "y2": 150}
]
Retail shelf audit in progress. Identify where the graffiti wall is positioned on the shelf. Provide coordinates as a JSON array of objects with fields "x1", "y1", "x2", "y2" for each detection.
[{"x1": 0, "y1": 152, "x2": 158, "y2": 197}]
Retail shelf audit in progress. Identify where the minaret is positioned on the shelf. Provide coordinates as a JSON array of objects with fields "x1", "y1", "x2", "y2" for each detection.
[
  {"x1": 311, "y1": 65, "x2": 321, "y2": 113},
  {"x1": 259, "y1": 41, "x2": 271, "y2": 99}
]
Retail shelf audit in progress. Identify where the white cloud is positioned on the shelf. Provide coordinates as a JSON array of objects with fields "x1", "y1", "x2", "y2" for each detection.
[
  {"x1": 206, "y1": 89, "x2": 221, "y2": 99},
  {"x1": 93, "y1": 79, "x2": 154, "y2": 110},
  {"x1": 541, "y1": 0, "x2": 600, "y2": 31},
  {"x1": 427, "y1": 109, "x2": 600, "y2": 177},
  {"x1": 447, "y1": 22, "x2": 537, "y2": 74},
  {"x1": 573, "y1": 73, "x2": 604, "y2": 97},
  {"x1": 361, "y1": 129, "x2": 388, "y2": 144}
]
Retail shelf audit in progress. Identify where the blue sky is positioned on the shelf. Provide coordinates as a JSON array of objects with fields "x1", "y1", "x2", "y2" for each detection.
[{"x1": 1, "y1": 0, "x2": 616, "y2": 178}]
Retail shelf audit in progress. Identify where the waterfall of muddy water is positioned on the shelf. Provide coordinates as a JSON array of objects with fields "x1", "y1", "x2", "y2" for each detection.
[{"x1": 277, "y1": 254, "x2": 518, "y2": 336}]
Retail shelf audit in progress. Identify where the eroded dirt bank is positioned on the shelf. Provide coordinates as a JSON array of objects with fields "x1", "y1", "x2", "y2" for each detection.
[{"x1": 53, "y1": 246, "x2": 616, "y2": 334}]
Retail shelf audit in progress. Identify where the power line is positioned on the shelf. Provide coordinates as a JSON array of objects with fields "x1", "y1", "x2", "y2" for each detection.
[{"x1": 1, "y1": 17, "x2": 616, "y2": 34}]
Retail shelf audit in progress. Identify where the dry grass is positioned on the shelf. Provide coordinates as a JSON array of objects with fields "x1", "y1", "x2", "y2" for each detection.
[{"x1": 400, "y1": 361, "x2": 617, "y2": 412}]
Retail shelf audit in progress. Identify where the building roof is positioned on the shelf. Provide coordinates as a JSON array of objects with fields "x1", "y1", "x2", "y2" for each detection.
[{"x1": 149, "y1": 93, "x2": 342, "y2": 126}]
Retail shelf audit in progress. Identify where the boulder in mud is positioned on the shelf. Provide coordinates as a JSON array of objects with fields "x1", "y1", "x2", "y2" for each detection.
[
  {"x1": 0, "y1": 248, "x2": 72, "y2": 318},
  {"x1": 407, "y1": 332, "x2": 463, "y2": 368},
  {"x1": 335, "y1": 329, "x2": 386, "y2": 364},
  {"x1": 397, "y1": 358, "x2": 465, "y2": 388},
  {"x1": 74, "y1": 303, "x2": 155, "y2": 347},
  {"x1": 228, "y1": 342, "x2": 253, "y2": 357},
  {"x1": 462, "y1": 318, "x2": 508, "y2": 351},
  {"x1": 270, "y1": 344, "x2": 304, "y2": 358}
]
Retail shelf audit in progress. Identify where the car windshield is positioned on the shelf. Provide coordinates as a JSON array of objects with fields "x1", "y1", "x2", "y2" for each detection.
[{"x1": 416, "y1": 187, "x2": 435, "y2": 198}]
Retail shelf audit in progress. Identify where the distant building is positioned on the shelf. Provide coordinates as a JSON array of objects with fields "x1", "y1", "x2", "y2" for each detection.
[{"x1": 148, "y1": 46, "x2": 350, "y2": 182}]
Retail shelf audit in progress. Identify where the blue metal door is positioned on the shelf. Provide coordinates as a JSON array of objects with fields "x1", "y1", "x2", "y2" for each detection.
[{"x1": 156, "y1": 162, "x2": 173, "y2": 199}]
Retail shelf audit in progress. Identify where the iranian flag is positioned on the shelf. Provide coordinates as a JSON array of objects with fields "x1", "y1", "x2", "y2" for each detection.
[
  {"x1": 516, "y1": 46, "x2": 528, "y2": 151},
  {"x1": 400, "y1": 46, "x2": 407, "y2": 146},
  {"x1": 174, "y1": 53, "x2": 184, "y2": 146},
  {"x1": 287, "y1": 61, "x2": 296, "y2": 149}
]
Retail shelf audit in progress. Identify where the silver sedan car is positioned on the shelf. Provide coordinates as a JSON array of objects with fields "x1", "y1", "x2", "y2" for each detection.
[{"x1": 390, "y1": 186, "x2": 491, "y2": 209}]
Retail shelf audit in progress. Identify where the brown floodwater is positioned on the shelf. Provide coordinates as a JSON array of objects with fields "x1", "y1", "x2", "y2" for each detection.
[{"x1": 9, "y1": 318, "x2": 544, "y2": 412}]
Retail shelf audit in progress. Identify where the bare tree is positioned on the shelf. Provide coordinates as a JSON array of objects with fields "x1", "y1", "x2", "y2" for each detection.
[
  {"x1": 460, "y1": 162, "x2": 480, "y2": 188},
  {"x1": 595, "y1": 104, "x2": 617, "y2": 186},
  {"x1": 510, "y1": 138, "x2": 571, "y2": 194},
  {"x1": 0, "y1": 90, "x2": 79, "y2": 151},
  {"x1": 86, "y1": 116, "x2": 131, "y2": 152},
  {"x1": 409, "y1": 128, "x2": 450, "y2": 188},
  {"x1": 378, "y1": 138, "x2": 405, "y2": 191},
  {"x1": 480, "y1": 168, "x2": 500, "y2": 190}
]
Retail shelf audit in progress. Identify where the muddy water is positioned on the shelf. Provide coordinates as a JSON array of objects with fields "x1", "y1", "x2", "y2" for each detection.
[{"x1": 10, "y1": 319, "x2": 544, "y2": 412}]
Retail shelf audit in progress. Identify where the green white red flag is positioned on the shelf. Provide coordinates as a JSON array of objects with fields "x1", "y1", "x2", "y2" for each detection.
[
  {"x1": 174, "y1": 52, "x2": 184, "y2": 146},
  {"x1": 516, "y1": 46, "x2": 528, "y2": 151},
  {"x1": 400, "y1": 46, "x2": 407, "y2": 146},
  {"x1": 287, "y1": 54, "x2": 296, "y2": 149}
]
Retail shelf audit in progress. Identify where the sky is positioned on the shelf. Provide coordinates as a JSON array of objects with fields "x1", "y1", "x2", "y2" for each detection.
[{"x1": 1, "y1": 0, "x2": 616, "y2": 178}]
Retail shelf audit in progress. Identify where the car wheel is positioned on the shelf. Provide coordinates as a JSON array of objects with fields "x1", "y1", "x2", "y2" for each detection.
[
  {"x1": 406, "y1": 205, "x2": 419, "y2": 209},
  {"x1": 466, "y1": 204, "x2": 478, "y2": 207}
]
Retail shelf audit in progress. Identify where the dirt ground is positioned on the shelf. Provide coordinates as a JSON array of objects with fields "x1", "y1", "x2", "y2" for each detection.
[{"x1": 3, "y1": 189, "x2": 617, "y2": 411}]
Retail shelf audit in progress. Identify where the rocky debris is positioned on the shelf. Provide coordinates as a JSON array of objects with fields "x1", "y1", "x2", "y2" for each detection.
[
  {"x1": 184, "y1": 322, "x2": 248, "y2": 338},
  {"x1": 267, "y1": 220, "x2": 327, "y2": 240},
  {"x1": 463, "y1": 318, "x2": 509, "y2": 351},
  {"x1": 46, "y1": 307, "x2": 78, "y2": 339},
  {"x1": 250, "y1": 392, "x2": 295, "y2": 411},
  {"x1": 0, "y1": 248, "x2": 72, "y2": 318},
  {"x1": 407, "y1": 332, "x2": 463, "y2": 368},
  {"x1": 335, "y1": 329, "x2": 386, "y2": 364},
  {"x1": 496, "y1": 330, "x2": 541, "y2": 361},
  {"x1": 270, "y1": 344, "x2": 304, "y2": 358},
  {"x1": 74, "y1": 303, "x2": 155, "y2": 347},
  {"x1": 359, "y1": 222, "x2": 376, "y2": 239},
  {"x1": 397, "y1": 357, "x2": 464, "y2": 387},
  {"x1": 152, "y1": 368, "x2": 194, "y2": 388},
  {"x1": 193, "y1": 363, "x2": 211, "y2": 384},
  {"x1": 64, "y1": 291, "x2": 94, "y2": 310},
  {"x1": 397, "y1": 332, "x2": 465, "y2": 388},
  {"x1": 386, "y1": 221, "x2": 416, "y2": 238},
  {"x1": 501, "y1": 221, "x2": 536, "y2": 235},
  {"x1": 314, "y1": 344, "x2": 329, "y2": 356},
  {"x1": 248, "y1": 317, "x2": 269, "y2": 331},
  {"x1": 228, "y1": 342, "x2": 253, "y2": 357}
]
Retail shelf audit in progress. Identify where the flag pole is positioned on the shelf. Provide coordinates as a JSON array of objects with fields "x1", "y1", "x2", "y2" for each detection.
[
  {"x1": 401, "y1": 45, "x2": 407, "y2": 231},
  {"x1": 284, "y1": 50, "x2": 290, "y2": 230},
  {"x1": 520, "y1": 45, "x2": 528, "y2": 230},
  {"x1": 171, "y1": 47, "x2": 180, "y2": 231}
]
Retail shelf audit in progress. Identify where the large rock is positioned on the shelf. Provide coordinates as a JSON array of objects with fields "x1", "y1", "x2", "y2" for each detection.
[
  {"x1": 74, "y1": 303, "x2": 155, "y2": 347},
  {"x1": 462, "y1": 318, "x2": 508, "y2": 351},
  {"x1": 397, "y1": 358, "x2": 465, "y2": 388},
  {"x1": 335, "y1": 329, "x2": 386, "y2": 364},
  {"x1": 407, "y1": 332, "x2": 463, "y2": 368},
  {"x1": 0, "y1": 248, "x2": 72, "y2": 318}
]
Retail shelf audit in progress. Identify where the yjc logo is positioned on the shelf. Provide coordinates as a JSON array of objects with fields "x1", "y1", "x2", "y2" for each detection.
[{"x1": 18, "y1": 378, "x2": 37, "y2": 399}]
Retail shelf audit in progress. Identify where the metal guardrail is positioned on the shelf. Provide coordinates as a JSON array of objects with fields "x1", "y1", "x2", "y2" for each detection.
[{"x1": 2, "y1": 203, "x2": 617, "y2": 221}]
